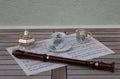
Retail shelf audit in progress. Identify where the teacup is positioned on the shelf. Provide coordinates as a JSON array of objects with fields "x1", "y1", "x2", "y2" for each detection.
[
  {"x1": 51, "y1": 32, "x2": 66, "y2": 50},
  {"x1": 76, "y1": 29, "x2": 92, "y2": 43}
]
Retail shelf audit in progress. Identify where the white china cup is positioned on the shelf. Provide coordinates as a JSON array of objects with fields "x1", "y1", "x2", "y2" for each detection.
[{"x1": 51, "y1": 32, "x2": 66, "y2": 50}]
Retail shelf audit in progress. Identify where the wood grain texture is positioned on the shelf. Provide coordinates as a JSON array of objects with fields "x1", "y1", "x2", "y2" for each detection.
[
  {"x1": 0, "y1": 29, "x2": 120, "y2": 79},
  {"x1": 51, "y1": 66, "x2": 67, "y2": 79}
]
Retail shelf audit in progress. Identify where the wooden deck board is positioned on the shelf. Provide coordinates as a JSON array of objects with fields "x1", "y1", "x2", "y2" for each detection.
[{"x1": 0, "y1": 29, "x2": 120, "y2": 79}]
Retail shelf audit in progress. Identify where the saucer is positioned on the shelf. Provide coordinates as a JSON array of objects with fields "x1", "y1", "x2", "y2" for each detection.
[{"x1": 46, "y1": 39, "x2": 72, "y2": 53}]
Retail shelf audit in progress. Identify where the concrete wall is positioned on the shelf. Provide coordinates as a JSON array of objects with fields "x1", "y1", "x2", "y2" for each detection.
[{"x1": 0, "y1": 0, "x2": 120, "y2": 28}]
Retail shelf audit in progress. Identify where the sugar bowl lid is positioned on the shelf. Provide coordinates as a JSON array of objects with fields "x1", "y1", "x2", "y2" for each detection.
[{"x1": 19, "y1": 30, "x2": 35, "y2": 43}]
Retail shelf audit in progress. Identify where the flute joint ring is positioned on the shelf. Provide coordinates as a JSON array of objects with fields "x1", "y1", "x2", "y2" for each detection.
[
  {"x1": 46, "y1": 55, "x2": 49, "y2": 59},
  {"x1": 95, "y1": 62, "x2": 99, "y2": 67}
]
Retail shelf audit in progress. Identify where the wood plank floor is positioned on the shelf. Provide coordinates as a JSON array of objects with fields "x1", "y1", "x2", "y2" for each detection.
[{"x1": 0, "y1": 29, "x2": 120, "y2": 79}]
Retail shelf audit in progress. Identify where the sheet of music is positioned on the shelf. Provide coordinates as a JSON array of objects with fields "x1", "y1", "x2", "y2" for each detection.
[{"x1": 6, "y1": 34, "x2": 115, "y2": 75}]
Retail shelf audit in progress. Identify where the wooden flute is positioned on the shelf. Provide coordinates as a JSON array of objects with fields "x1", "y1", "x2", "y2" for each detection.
[{"x1": 12, "y1": 50, "x2": 114, "y2": 72}]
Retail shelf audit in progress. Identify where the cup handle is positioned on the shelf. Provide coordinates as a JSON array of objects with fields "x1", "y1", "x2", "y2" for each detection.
[{"x1": 87, "y1": 32, "x2": 92, "y2": 38}]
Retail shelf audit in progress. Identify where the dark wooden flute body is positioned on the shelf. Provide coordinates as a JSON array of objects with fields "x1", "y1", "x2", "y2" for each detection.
[{"x1": 12, "y1": 50, "x2": 114, "y2": 72}]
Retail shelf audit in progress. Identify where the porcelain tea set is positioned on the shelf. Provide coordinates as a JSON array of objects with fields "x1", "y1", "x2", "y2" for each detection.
[{"x1": 18, "y1": 29, "x2": 92, "y2": 53}]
